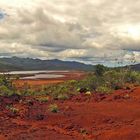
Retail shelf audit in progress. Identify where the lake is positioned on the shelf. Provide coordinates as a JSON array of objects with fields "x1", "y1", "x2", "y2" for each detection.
[{"x1": 0, "y1": 70, "x2": 68, "y2": 79}]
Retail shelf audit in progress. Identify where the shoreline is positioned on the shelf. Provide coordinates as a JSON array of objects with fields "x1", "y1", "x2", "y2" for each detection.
[{"x1": 13, "y1": 71, "x2": 86, "y2": 89}]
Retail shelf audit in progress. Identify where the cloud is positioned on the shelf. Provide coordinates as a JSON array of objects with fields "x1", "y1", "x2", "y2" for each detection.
[{"x1": 0, "y1": 0, "x2": 140, "y2": 66}]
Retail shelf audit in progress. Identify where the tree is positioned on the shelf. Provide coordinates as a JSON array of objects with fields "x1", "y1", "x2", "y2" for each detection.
[{"x1": 95, "y1": 64, "x2": 107, "y2": 76}]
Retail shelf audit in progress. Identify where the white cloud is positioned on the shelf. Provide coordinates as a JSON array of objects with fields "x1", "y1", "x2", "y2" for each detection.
[{"x1": 0, "y1": 0, "x2": 140, "y2": 65}]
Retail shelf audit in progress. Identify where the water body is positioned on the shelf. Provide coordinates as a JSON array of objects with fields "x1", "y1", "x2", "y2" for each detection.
[
  {"x1": 21, "y1": 74, "x2": 65, "y2": 79},
  {"x1": 0, "y1": 70, "x2": 68, "y2": 79}
]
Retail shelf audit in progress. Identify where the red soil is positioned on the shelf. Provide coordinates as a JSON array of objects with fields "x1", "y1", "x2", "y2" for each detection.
[
  {"x1": 0, "y1": 86, "x2": 140, "y2": 140},
  {"x1": 13, "y1": 71, "x2": 86, "y2": 89}
]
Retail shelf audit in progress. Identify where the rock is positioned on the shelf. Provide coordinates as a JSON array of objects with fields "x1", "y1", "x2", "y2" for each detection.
[
  {"x1": 36, "y1": 114, "x2": 45, "y2": 121},
  {"x1": 85, "y1": 91, "x2": 92, "y2": 95}
]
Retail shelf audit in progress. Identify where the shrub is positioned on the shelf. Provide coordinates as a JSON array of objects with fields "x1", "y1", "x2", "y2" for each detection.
[
  {"x1": 37, "y1": 68, "x2": 140, "y2": 95},
  {"x1": 49, "y1": 104, "x2": 59, "y2": 113},
  {"x1": 26, "y1": 89, "x2": 36, "y2": 96},
  {"x1": 6, "y1": 105, "x2": 19, "y2": 114},
  {"x1": 8, "y1": 67, "x2": 139, "y2": 97},
  {"x1": 57, "y1": 94, "x2": 69, "y2": 100},
  {"x1": 0, "y1": 85, "x2": 14, "y2": 96},
  {"x1": 96, "y1": 85, "x2": 112, "y2": 94},
  {"x1": 126, "y1": 71, "x2": 140, "y2": 83},
  {"x1": 80, "y1": 128, "x2": 88, "y2": 135},
  {"x1": 10, "y1": 107, "x2": 19, "y2": 114},
  {"x1": 0, "y1": 74, "x2": 13, "y2": 88},
  {"x1": 0, "y1": 74, "x2": 16, "y2": 96},
  {"x1": 66, "y1": 80, "x2": 78, "y2": 85},
  {"x1": 103, "y1": 70, "x2": 126, "y2": 90},
  {"x1": 95, "y1": 64, "x2": 107, "y2": 76},
  {"x1": 43, "y1": 80, "x2": 79, "y2": 99},
  {"x1": 36, "y1": 97, "x2": 49, "y2": 103}
]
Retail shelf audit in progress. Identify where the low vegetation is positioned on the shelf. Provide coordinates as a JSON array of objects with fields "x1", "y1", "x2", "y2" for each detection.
[
  {"x1": 36, "y1": 97, "x2": 49, "y2": 103},
  {"x1": 49, "y1": 104, "x2": 59, "y2": 113},
  {"x1": 0, "y1": 65, "x2": 140, "y2": 100},
  {"x1": 0, "y1": 74, "x2": 16, "y2": 96},
  {"x1": 6, "y1": 105, "x2": 19, "y2": 114}
]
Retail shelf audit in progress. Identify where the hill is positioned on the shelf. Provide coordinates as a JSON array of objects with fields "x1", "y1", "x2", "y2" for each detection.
[
  {"x1": 131, "y1": 63, "x2": 140, "y2": 71},
  {"x1": 0, "y1": 57, "x2": 94, "y2": 71}
]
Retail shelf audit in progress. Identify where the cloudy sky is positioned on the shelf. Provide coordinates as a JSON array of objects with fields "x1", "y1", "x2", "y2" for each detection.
[{"x1": 0, "y1": 0, "x2": 140, "y2": 66}]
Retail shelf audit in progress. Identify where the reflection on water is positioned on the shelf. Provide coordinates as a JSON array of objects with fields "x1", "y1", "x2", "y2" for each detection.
[
  {"x1": 0, "y1": 70, "x2": 67, "y2": 79},
  {"x1": 21, "y1": 74, "x2": 65, "y2": 79}
]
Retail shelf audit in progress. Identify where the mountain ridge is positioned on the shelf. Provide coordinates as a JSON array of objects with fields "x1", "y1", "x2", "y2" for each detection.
[
  {"x1": 0, "y1": 57, "x2": 94, "y2": 71},
  {"x1": 0, "y1": 57, "x2": 140, "y2": 71},
  {"x1": 130, "y1": 63, "x2": 140, "y2": 71}
]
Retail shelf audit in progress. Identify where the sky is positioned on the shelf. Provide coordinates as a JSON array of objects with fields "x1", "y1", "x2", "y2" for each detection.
[{"x1": 0, "y1": 0, "x2": 140, "y2": 66}]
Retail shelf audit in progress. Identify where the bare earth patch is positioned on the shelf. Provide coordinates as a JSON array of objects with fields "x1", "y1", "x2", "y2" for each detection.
[
  {"x1": 13, "y1": 71, "x2": 86, "y2": 89},
  {"x1": 0, "y1": 86, "x2": 140, "y2": 140}
]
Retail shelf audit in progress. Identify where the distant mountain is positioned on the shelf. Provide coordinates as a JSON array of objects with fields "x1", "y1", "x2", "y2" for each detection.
[
  {"x1": 0, "y1": 57, "x2": 94, "y2": 71},
  {"x1": 131, "y1": 63, "x2": 140, "y2": 71}
]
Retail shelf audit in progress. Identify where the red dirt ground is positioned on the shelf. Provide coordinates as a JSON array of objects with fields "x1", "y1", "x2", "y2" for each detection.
[
  {"x1": 13, "y1": 71, "x2": 86, "y2": 89},
  {"x1": 0, "y1": 86, "x2": 140, "y2": 140}
]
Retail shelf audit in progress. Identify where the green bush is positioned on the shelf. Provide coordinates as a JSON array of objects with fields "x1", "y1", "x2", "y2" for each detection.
[
  {"x1": 36, "y1": 97, "x2": 49, "y2": 103},
  {"x1": 0, "y1": 85, "x2": 14, "y2": 96},
  {"x1": 49, "y1": 104, "x2": 59, "y2": 113},
  {"x1": 41, "y1": 68, "x2": 140, "y2": 96},
  {"x1": 96, "y1": 85, "x2": 112, "y2": 94},
  {"x1": 23, "y1": 89, "x2": 36, "y2": 96},
  {"x1": 0, "y1": 67, "x2": 137, "y2": 97},
  {"x1": 57, "y1": 94, "x2": 69, "y2": 100},
  {"x1": 43, "y1": 80, "x2": 79, "y2": 99},
  {"x1": 10, "y1": 107, "x2": 19, "y2": 114},
  {"x1": 0, "y1": 74, "x2": 17, "y2": 96},
  {"x1": 0, "y1": 75, "x2": 12, "y2": 88},
  {"x1": 95, "y1": 64, "x2": 107, "y2": 76},
  {"x1": 103, "y1": 70, "x2": 126, "y2": 90},
  {"x1": 126, "y1": 71, "x2": 140, "y2": 83},
  {"x1": 6, "y1": 105, "x2": 19, "y2": 114}
]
